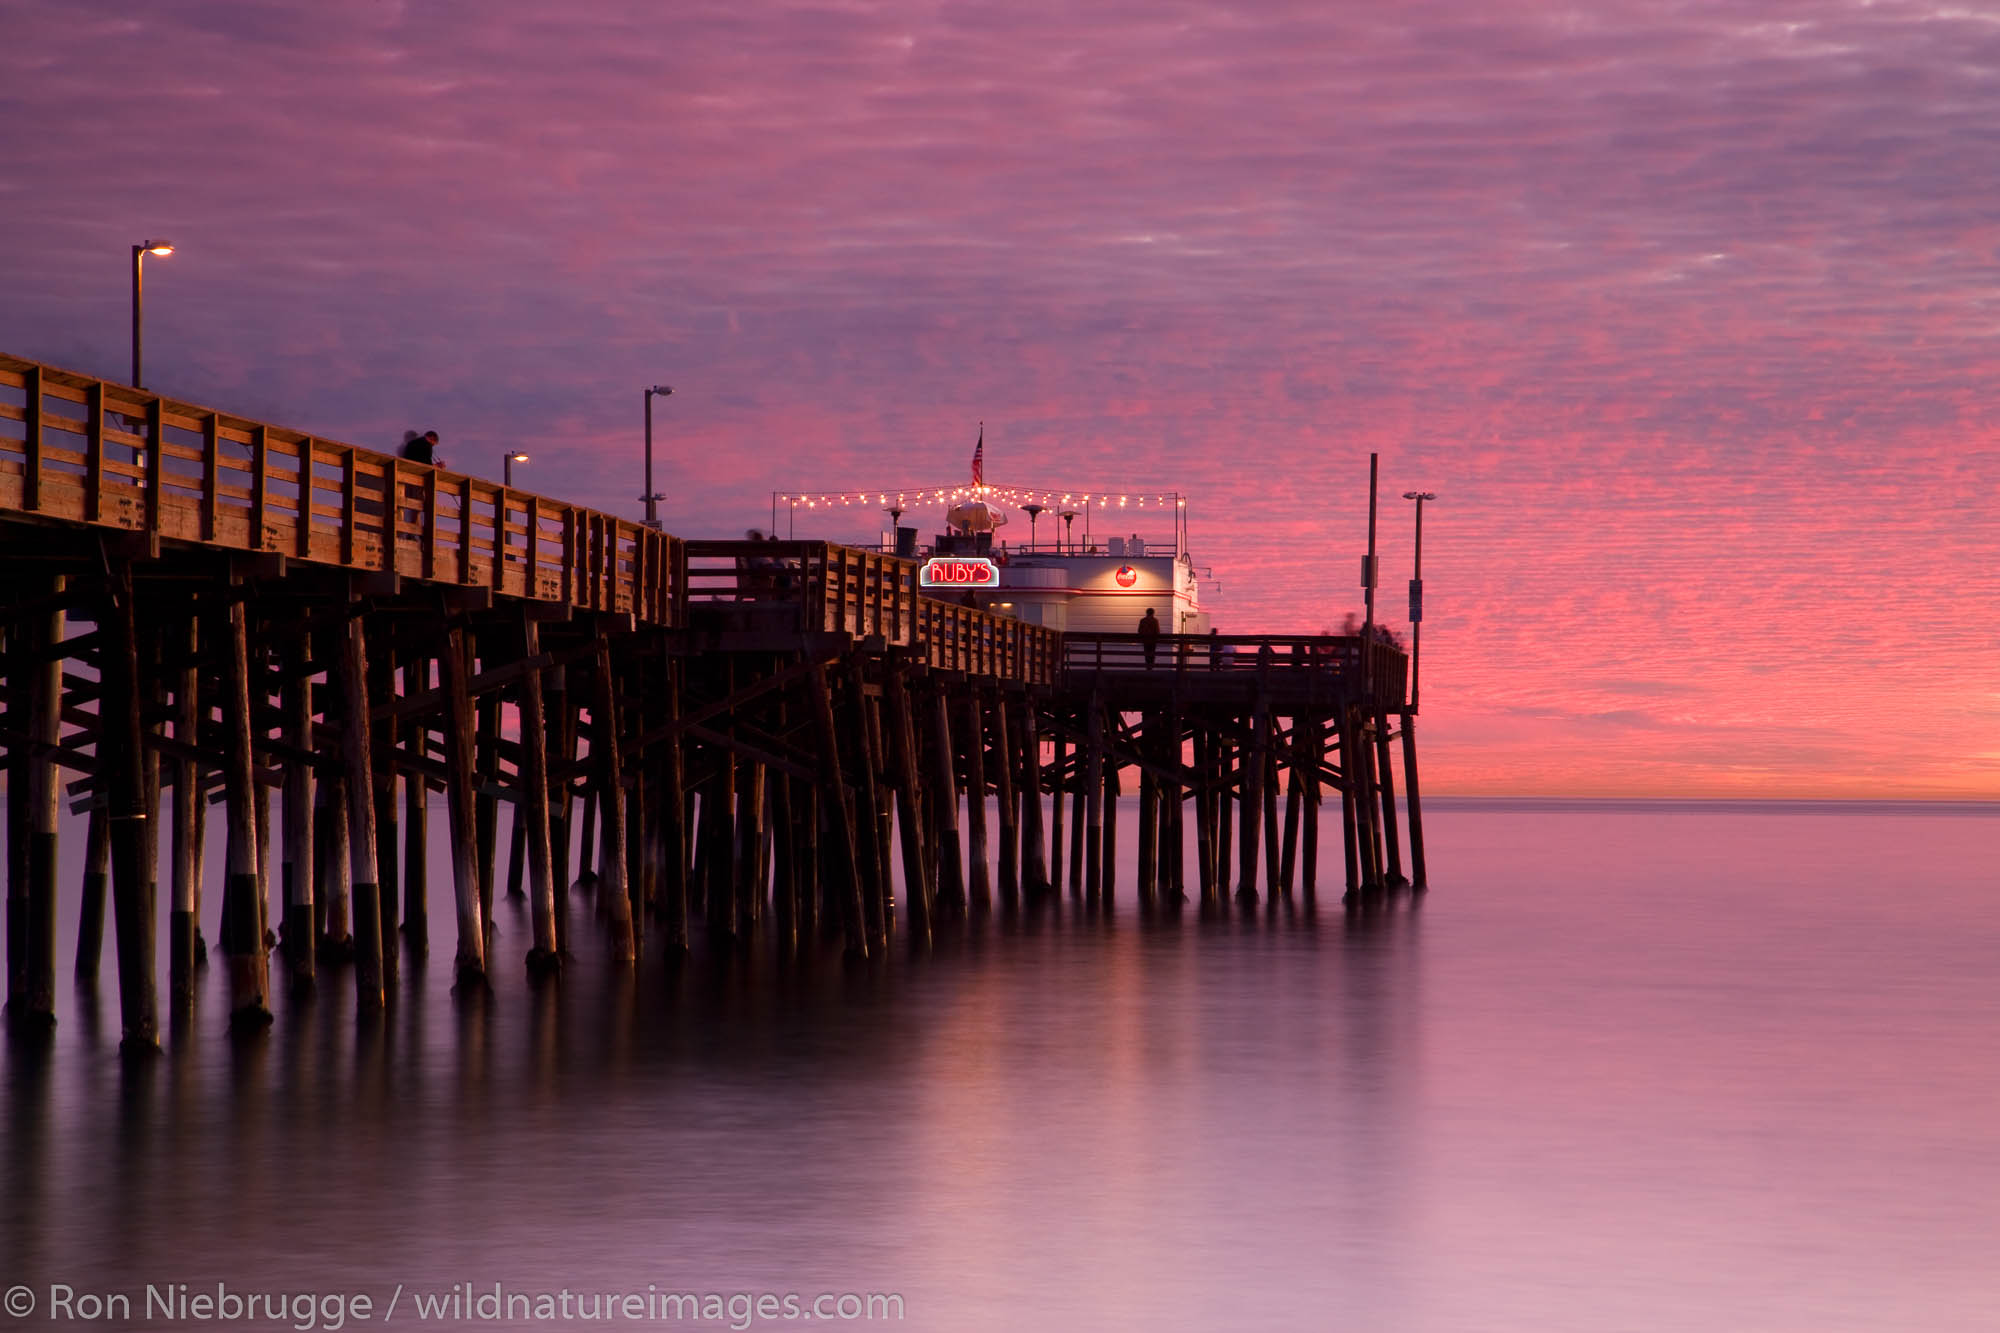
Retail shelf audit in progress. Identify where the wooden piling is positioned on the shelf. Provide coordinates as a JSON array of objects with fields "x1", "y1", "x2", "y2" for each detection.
[
  {"x1": 885, "y1": 664, "x2": 933, "y2": 948},
  {"x1": 1193, "y1": 729, "x2": 1216, "y2": 909},
  {"x1": 1084, "y1": 696, "x2": 1103, "y2": 903},
  {"x1": 847, "y1": 670, "x2": 889, "y2": 950},
  {"x1": 1262, "y1": 717, "x2": 1281, "y2": 899},
  {"x1": 1136, "y1": 711, "x2": 1158, "y2": 910},
  {"x1": 1238, "y1": 705, "x2": 1265, "y2": 904},
  {"x1": 657, "y1": 653, "x2": 690, "y2": 954},
  {"x1": 545, "y1": 664, "x2": 574, "y2": 929},
  {"x1": 807, "y1": 662, "x2": 868, "y2": 958},
  {"x1": 577, "y1": 787, "x2": 598, "y2": 893},
  {"x1": 1400, "y1": 713, "x2": 1428, "y2": 890},
  {"x1": 1280, "y1": 719, "x2": 1303, "y2": 896},
  {"x1": 1375, "y1": 711, "x2": 1405, "y2": 887},
  {"x1": 280, "y1": 637, "x2": 314, "y2": 988},
  {"x1": 169, "y1": 614, "x2": 201, "y2": 1001},
  {"x1": 705, "y1": 750, "x2": 737, "y2": 945},
  {"x1": 990, "y1": 685, "x2": 1020, "y2": 909},
  {"x1": 75, "y1": 808, "x2": 109, "y2": 983},
  {"x1": 1047, "y1": 719, "x2": 1066, "y2": 902},
  {"x1": 927, "y1": 681, "x2": 965, "y2": 916},
  {"x1": 1069, "y1": 720, "x2": 1088, "y2": 899},
  {"x1": 1101, "y1": 749, "x2": 1119, "y2": 905},
  {"x1": 1337, "y1": 710, "x2": 1362, "y2": 899},
  {"x1": 962, "y1": 688, "x2": 990, "y2": 911},
  {"x1": 515, "y1": 616, "x2": 560, "y2": 975},
  {"x1": 436, "y1": 623, "x2": 490, "y2": 981},
  {"x1": 737, "y1": 759, "x2": 767, "y2": 941},
  {"x1": 220, "y1": 597, "x2": 272, "y2": 1028},
  {"x1": 1019, "y1": 691, "x2": 1049, "y2": 899},
  {"x1": 475, "y1": 687, "x2": 501, "y2": 929},
  {"x1": 588, "y1": 641, "x2": 633, "y2": 963},
  {"x1": 505, "y1": 814, "x2": 525, "y2": 901},
  {"x1": 627, "y1": 711, "x2": 651, "y2": 949},
  {"x1": 770, "y1": 759, "x2": 797, "y2": 956},
  {"x1": 1214, "y1": 732, "x2": 1232, "y2": 905},
  {"x1": 335, "y1": 613, "x2": 385, "y2": 1014},
  {"x1": 100, "y1": 563, "x2": 159, "y2": 1048},
  {"x1": 401, "y1": 650, "x2": 430, "y2": 957},
  {"x1": 11, "y1": 576, "x2": 63, "y2": 1027},
  {"x1": 1354, "y1": 709, "x2": 1383, "y2": 893},
  {"x1": 1162, "y1": 700, "x2": 1184, "y2": 905}
]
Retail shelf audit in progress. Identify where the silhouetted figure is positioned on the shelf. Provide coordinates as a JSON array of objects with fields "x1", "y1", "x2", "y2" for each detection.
[
  {"x1": 1208, "y1": 627, "x2": 1221, "y2": 670},
  {"x1": 401, "y1": 430, "x2": 441, "y2": 466},
  {"x1": 1138, "y1": 607, "x2": 1161, "y2": 669},
  {"x1": 767, "y1": 532, "x2": 795, "y2": 598},
  {"x1": 398, "y1": 430, "x2": 442, "y2": 523}
]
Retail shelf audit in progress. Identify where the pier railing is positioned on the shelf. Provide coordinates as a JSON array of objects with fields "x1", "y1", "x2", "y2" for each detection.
[
  {"x1": 0, "y1": 354, "x2": 677, "y2": 622},
  {"x1": 683, "y1": 539, "x2": 1061, "y2": 683},
  {"x1": 1062, "y1": 633, "x2": 1408, "y2": 707}
]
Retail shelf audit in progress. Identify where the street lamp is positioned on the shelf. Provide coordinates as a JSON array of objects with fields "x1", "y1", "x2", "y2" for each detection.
[
  {"x1": 503, "y1": 451, "x2": 529, "y2": 487},
  {"x1": 1400, "y1": 491, "x2": 1436, "y2": 710},
  {"x1": 642, "y1": 384, "x2": 672, "y2": 529},
  {"x1": 131, "y1": 239, "x2": 174, "y2": 388},
  {"x1": 1400, "y1": 489, "x2": 1435, "y2": 892},
  {"x1": 1059, "y1": 509, "x2": 1077, "y2": 553}
]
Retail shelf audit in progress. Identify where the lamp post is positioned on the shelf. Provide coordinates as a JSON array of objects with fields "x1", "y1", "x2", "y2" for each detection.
[
  {"x1": 1399, "y1": 489, "x2": 1434, "y2": 891},
  {"x1": 503, "y1": 451, "x2": 529, "y2": 488},
  {"x1": 1059, "y1": 510, "x2": 1077, "y2": 554},
  {"x1": 131, "y1": 239, "x2": 174, "y2": 388},
  {"x1": 1400, "y1": 491, "x2": 1435, "y2": 710},
  {"x1": 642, "y1": 384, "x2": 672, "y2": 529}
]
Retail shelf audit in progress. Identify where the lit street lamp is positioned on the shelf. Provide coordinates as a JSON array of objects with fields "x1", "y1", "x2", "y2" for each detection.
[
  {"x1": 131, "y1": 239, "x2": 174, "y2": 388},
  {"x1": 503, "y1": 451, "x2": 529, "y2": 487},
  {"x1": 642, "y1": 384, "x2": 672, "y2": 529}
]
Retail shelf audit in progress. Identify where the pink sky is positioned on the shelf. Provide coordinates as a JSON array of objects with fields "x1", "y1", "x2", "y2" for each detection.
[{"x1": 4, "y1": 0, "x2": 1997, "y2": 796}]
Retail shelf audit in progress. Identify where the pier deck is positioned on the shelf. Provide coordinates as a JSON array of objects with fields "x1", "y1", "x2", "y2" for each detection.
[{"x1": 0, "y1": 353, "x2": 1424, "y2": 1047}]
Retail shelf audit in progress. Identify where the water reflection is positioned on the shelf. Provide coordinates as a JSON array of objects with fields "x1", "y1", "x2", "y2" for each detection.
[{"x1": 9, "y1": 805, "x2": 2000, "y2": 1330}]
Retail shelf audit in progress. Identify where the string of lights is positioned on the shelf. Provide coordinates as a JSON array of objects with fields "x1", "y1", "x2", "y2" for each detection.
[{"x1": 770, "y1": 483, "x2": 1187, "y2": 511}]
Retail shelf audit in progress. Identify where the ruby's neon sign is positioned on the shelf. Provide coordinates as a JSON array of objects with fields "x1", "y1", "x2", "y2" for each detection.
[{"x1": 920, "y1": 557, "x2": 1000, "y2": 588}]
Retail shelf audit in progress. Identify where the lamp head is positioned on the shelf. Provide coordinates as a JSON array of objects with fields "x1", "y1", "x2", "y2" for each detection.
[
  {"x1": 141, "y1": 240, "x2": 175, "y2": 256},
  {"x1": 649, "y1": 384, "x2": 673, "y2": 397},
  {"x1": 508, "y1": 452, "x2": 529, "y2": 463},
  {"x1": 1402, "y1": 491, "x2": 1435, "y2": 501}
]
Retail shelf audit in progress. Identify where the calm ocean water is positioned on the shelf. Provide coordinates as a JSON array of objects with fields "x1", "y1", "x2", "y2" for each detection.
[{"x1": 4, "y1": 800, "x2": 1998, "y2": 1332}]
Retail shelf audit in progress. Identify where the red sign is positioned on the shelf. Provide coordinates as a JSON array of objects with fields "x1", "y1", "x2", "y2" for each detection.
[
  {"x1": 921, "y1": 557, "x2": 999, "y2": 588},
  {"x1": 1114, "y1": 565, "x2": 1138, "y2": 588}
]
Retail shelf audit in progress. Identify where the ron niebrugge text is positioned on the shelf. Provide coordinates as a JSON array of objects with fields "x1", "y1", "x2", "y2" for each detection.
[{"x1": 11, "y1": 1282, "x2": 905, "y2": 1328}]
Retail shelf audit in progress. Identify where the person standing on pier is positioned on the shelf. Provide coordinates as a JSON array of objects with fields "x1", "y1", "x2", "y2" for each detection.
[
  {"x1": 1138, "y1": 607, "x2": 1161, "y2": 669},
  {"x1": 397, "y1": 430, "x2": 442, "y2": 523}
]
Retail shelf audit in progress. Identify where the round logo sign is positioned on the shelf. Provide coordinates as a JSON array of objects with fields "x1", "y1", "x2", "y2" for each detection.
[{"x1": 1114, "y1": 565, "x2": 1138, "y2": 588}]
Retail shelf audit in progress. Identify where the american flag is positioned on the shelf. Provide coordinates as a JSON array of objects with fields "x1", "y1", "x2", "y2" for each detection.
[{"x1": 971, "y1": 424, "x2": 984, "y2": 486}]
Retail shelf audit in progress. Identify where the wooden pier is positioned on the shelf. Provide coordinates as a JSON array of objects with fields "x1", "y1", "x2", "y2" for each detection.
[{"x1": 0, "y1": 352, "x2": 1425, "y2": 1048}]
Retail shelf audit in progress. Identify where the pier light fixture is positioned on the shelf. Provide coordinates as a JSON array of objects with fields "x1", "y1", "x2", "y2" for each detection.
[
  {"x1": 1059, "y1": 509, "x2": 1077, "y2": 554},
  {"x1": 1022, "y1": 502, "x2": 1044, "y2": 550},
  {"x1": 642, "y1": 383, "x2": 673, "y2": 529},
  {"x1": 503, "y1": 451, "x2": 529, "y2": 487},
  {"x1": 131, "y1": 239, "x2": 176, "y2": 389},
  {"x1": 1401, "y1": 491, "x2": 1436, "y2": 710}
]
